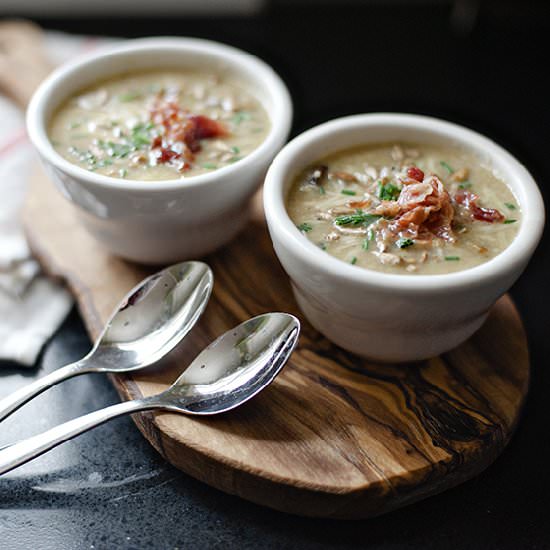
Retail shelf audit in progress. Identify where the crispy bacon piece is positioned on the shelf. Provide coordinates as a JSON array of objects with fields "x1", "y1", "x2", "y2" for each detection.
[
  {"x1": 375, "y1": 201, "x2": 401, "y2": 218},
  {"x1": 390, "y1": 175, "x2": 455, "y2": 242},
  {"x1": 331, "y1": 170, "x2": 358, "y2": 182},
  {"x1": 149, "y1": 99, "x2": 227, "y2": 170},
  {"x1": 454, "y1": 189, "x2": 505, "y2": 223},
  {"x1": 349, "y1": 200, "x2": 370, "y2": 209},
  {"x1": 407, "y1": 166, "x2": 425, "y2": 182},
  {"x1": 184, "y1": 115, "x2": 228, "y2": 152}
]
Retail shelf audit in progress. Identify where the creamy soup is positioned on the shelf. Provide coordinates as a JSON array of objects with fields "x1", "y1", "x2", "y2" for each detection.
[
  {"x1": 49, "y1": 70, "x2": 270, "y2": 180},
  {"x1": 287, "y1": 143, "x2": 520, "y2": 274}
]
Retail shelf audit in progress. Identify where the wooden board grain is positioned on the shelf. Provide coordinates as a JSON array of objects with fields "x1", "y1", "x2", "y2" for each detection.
[{"x1": 21, "y1": 168, "x2": 529, "y2": 519}]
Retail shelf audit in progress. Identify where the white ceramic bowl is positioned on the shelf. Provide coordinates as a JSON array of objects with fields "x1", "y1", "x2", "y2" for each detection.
[
  {"x1": 27, "y1": 37, "x2": 292, "y2": 264},
  {"x1": 264, "y1": 113, "x2": 545, "y2": 362}
]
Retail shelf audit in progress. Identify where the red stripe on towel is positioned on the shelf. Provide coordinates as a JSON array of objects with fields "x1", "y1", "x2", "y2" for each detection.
[{"x1": 0, "y1": 129, "x2": 28, "y2": 158}]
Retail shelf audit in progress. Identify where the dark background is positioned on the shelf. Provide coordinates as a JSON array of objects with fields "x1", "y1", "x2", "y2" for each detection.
[{"x1": 1, "y1": 1, "x2": 549, "y2": 548}]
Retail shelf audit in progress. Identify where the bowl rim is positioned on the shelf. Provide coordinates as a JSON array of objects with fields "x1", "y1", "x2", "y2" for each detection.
[
  {"x1": 26, "y1": 36, "x2": 293, "y2": 192},
  {"x1": 263, "y1": 112, "x2": 545, "y2": 293}
]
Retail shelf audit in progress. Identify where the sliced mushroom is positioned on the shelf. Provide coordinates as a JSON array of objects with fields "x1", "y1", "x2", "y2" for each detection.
[
  {"x1": 77, "y1": 89, "x2": 108, "y2": 110},
  {"x1": 334, "y1": 225, "x2": 367, "y2": 236},
  {"x1": 451, "y1": 167, "x2": 469, "y2": 182},
  {"x1": 374, "y1": 252, "x2": 401, "y2": 265},
  {"x1": 330, "y1": 171, "x2": 358, "y2": 183},
  {"x1": 365, "y1": 165, "x2": 378, "y2": 180},
  {"x1": 391, "y1": 145, "x2": 405, "y2": 163},
  {"x1": 328, "y1": 205, "x2": 356, "y2": 216}
]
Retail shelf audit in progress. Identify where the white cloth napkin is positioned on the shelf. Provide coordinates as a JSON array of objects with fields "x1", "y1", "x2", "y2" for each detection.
[{"x1": 0, "y1": 32, "x2": 111, "y2": 366}]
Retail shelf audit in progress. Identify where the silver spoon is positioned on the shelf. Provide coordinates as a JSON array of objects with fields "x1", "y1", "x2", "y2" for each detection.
[
  {"x1": 0, "y1": 312, "x2": 300, "y2": 475},
  {"x1": 0, "y1": 261, "x2": 213, "y2": 423}
]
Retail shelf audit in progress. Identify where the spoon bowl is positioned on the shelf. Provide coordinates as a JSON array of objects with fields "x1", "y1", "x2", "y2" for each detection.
[
  {"x1": 88, "y1": 261, "x2": 213, "y2": 372},
  {"x1": 163, "y1": 312, "x2": 301, "y2": 414},
  {"x1": 0, "y1": 261, "x2": 213, "y2": 422}
]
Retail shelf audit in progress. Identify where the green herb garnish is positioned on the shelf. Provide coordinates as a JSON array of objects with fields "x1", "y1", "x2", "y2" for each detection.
[
  {"x1": 396, "y1": 238, "x2": 414, "y2": 249},
  {"x1": 202, "y1": 163, "x2": 218, "y2": 170},
  {"x1": 319, "y1": 186, "x2": 326, "y2": 195},
  {"x1": 118, "y1": 91, "x2": 142, "y2": 102},
  {"x1": 376, "y1": 181, "x2": 401, "y2": 201},
  {"x1": 231, "y1": 146, "x2": 240, "y2": 154},
  {"x1": 334, "y1": 212, "x2": 381, "y2": 227},
  {"x1": 297, "y1": 222, "x2": 313, "y2": 232},
  {"x1": 68, "y1": 121, "x2": 81, "y2": 129},
  {"x1": 319, "y1": 242, "x2": 327, "y2": 250},
  {"x1": 119, "y1": 168, "x2": 128, "y2": 178},
  {"x1": 131, "y1": 132, "x2": 151, "y2": 148},
  {"x1": 445, "y1": 256, "x2": 460, "y2": 261},
  {"x1": 505, "y1": 203, "x2": 516, "y2": 210},
  {"x1": 232, "y1": 111, "x2": 251, "y2": 125},
  {"x1": 362, "y1": 229, "x2": 375, "y2": 250},
  {"x1": 104, "y1": 141, "x2": 132, "y2": 158},
  {"x1": 341, "y1": 189, "x2": 356, "y2": 196},
  {"x1": 458, "y1": 181, "x2": 472, "y2": 189},
  {"x1": 503, "y1": 219, "x2": 517, "y2": 224},
  {"x1": 229, "y1": 156, "x2": 242, "y2": 163},
  {"x1": 350, "y1": 256, "x2": 357, "y2": 265},
  {"x1": 440, "y1": 161, "x2": 454, "y2": 174}
]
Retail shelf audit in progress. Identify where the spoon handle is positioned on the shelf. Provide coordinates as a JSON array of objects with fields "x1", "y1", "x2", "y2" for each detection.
[
  {"x1": 0, "y1": 362, "x2": 90, "y2": 423},
  {"x1": 0, "y1": 396, "x2": 161, "y2": 475}
]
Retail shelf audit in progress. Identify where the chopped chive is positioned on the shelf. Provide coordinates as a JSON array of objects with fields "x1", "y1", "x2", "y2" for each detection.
[
  {"x1": 118, "y1": 91, "x2": 142, "y2": 102},
  {"x1": 445, "y1": 256, "x2": 460, "y2": 261},
  {"x1": 440, "y1": 161, "x2": 454, "y2": 174},
  {"x1": 104, "y1": 141, "x2": 132, "y2": 158},
  {"x1": 376, "y1": 181, "x2": 401, "y2": 201},
  {"x1": 334, "y1": 212, "x2": 381, "y2": 227},
  {"x1": 119, "y1": 168, "x2": 128, "y2": 178},
  {"x1": 458, "y1": 181, "x2": 472, "y2": 189},
  {"x1": 202, "y1": 162, "x2": 218, "y2": 170},
  {"x1": 362, "y1": 238, "x2": 369, "y2": 250},
  {"x1": 318, "y1": 242, "x2": 327, "y2": 250},
  {"x1": 230, "y1": 146, "x2": 241, "y2": 154},
  {"x1": 147, "y1": 83, "x2": 163, "y2": 94},
  {"x1": 350, "y1": 256, "x2": 357, "y2": 265},
  {"x1": 341, "y1": 189, "x2": 356, "y2": 196},
  {"x1": 297, "y1": 222, "x2": 313, "y2": 232},
  {"x1": 229, "y1": 156, "x2": 242, "y2": 163},
  {"x1": 503, "y1": 219, "x2": 517, "y2": 224},
  {"x1": 505, "y1": 202, "x2": 516, "y2": 210},
  {"x1": 319, "y1": 186, "x2": 326, "y2": 195},
  {"x1": 232, "y1": 111, "x2": 251, "y2": 125},
  {"x1": 131, "y1": 134, "x2": 150, "y2": 147},
  {"x1": 396, "y1": 238, "x2": 414, "y2": 249}
]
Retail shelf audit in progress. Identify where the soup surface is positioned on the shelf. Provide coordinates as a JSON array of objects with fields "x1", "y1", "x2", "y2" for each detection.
[
  {"x1": 49, "y1": 70, "x2": 270, "y2": 180},
  {"x1": 287, "y1": 143, "x2": 520, "y2": 274}
]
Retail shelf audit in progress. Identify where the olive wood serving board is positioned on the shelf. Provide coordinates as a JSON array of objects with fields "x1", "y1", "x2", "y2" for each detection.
[{"x1": 21, "y1": 169, "x2": 529, "y2": 519}]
